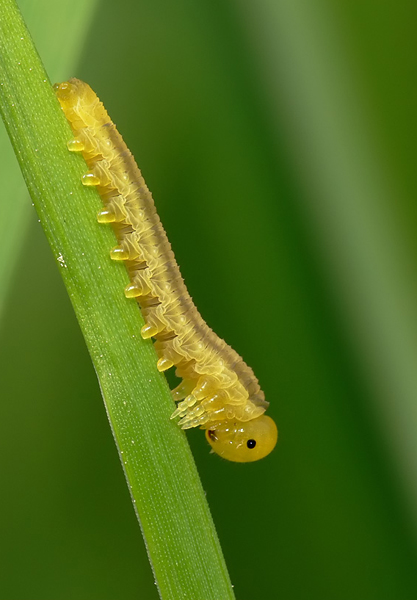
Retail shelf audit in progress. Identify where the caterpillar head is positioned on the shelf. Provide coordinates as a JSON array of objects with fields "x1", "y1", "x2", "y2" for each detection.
[{"x1": 205, "y1": 415, "x2": 278, "y2": 463}]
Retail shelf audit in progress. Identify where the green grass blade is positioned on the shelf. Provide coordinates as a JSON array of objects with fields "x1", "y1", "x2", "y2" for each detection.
[{"x1": 0, "y1": 1, "x2": 235, "y2": 598}]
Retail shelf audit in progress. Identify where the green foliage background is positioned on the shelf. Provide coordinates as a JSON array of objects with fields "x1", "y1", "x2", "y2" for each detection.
[{"x1": 1, "y1": 0, "x2": 417, "y2": 598}]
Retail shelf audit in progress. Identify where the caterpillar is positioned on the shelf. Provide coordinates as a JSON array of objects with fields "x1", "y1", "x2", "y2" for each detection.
[{"x1": 55, "y1": 78, "x2": 278, "y2": 463}]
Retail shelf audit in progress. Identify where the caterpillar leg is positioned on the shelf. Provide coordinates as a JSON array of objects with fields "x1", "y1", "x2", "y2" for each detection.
[
  {"x1": 170, "y1": 379, "x2": 225, "y2": 421},
  {"x1": 67, "y1": 138, "x2": 85, "y2": 152},
  {"x1": 192, "y1": 376, "x2": 218, "y2": 400},
  {"x1": 124, "y1": 270, "x2": 152, "y2": 298},
  {"x1": 81, "y1": 171, "x2": 101, "y2": 186},
  {"x1": 171, "y1": 394, "x2": 198, "y2": 419},
  {"x1": 97, "y1": 196, "x2": 128, "y2": 224},
  {"x1": 171, "y1": 379, "x2": 195, "y2": 402},
  {"x1": 141, "y1": 321, "x2": 165, "y2": 339},
  {"x1": 110, "y1": 240, "x2": 142, "y2": 261},
  {"x1": 156, "y1": 357, "x2": 174, "y2": 372}
]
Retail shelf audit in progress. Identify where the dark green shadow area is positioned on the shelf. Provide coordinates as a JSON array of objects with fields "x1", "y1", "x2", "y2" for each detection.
[{"x1": 1, "y1": 0, "x2": 417, "y2": 599}]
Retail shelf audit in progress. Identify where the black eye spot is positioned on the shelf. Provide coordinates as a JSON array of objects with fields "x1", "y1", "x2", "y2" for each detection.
[
  {"x1": 208, "y1": 430, "x2": 218, "y2": 442},
  {"x1": 247, "y1": 439, "x2": 256, "y2": 449}
]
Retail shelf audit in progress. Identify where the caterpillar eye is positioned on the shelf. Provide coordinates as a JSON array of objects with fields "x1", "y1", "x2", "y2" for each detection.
[
  {"x1": 247, "y1": 439, "x2": 256, "y2": 449},
  {"x1": 208, "y1": 430, "x2": 217, "y2": 442}
]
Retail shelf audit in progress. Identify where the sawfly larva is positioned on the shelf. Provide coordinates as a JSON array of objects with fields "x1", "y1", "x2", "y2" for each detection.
[{"x1": 55, "y1": 78, "x2": 278, "y2": 462}]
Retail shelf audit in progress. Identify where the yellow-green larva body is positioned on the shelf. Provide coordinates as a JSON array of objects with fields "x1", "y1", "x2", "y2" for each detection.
[{"x1": 55, "y1": 78, "x2": 278, "y2": 462}]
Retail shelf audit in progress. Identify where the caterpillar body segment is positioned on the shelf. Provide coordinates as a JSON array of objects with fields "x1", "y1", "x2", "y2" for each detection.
[{"x1": 55, "y1": 78, "x2": 278, "y2": 462}]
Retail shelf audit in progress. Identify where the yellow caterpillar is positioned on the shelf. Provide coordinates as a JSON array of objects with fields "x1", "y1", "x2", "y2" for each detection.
[{"x1": 55, "y1": 79, "x2": 278, "y2": 462}]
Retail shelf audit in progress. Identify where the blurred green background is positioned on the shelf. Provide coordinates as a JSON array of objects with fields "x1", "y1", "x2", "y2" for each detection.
[{"x1": 1, "y1": 0, "x2": 417, "y2": 598}]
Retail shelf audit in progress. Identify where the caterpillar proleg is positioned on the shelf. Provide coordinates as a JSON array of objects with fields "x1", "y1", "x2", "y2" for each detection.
[{"x1": 55, "y1": 79, "x2": 278, "y2": 462}]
